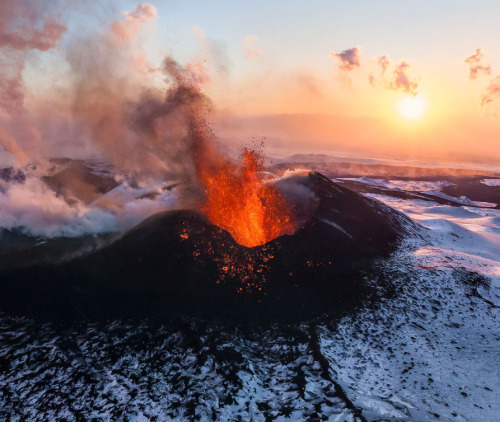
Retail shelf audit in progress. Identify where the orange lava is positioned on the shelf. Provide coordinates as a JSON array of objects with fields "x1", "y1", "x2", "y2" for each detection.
[{"x1": 199, "y1": 146, "x2": 294, "y2": 247}]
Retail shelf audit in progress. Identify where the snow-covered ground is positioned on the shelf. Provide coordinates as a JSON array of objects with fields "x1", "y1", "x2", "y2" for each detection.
[
  {"x1": 1, "y1": 174, "x2": 499, "y2": 421},
  {"x1": 481, "y1": 179, "x2": 500, "y2": 187},
  {"x1": 337, "y1": 177, "x2": 457, "y2": 193},
  {"x1": 318, "y1": 184, "x2": 500, "y2": 421}
]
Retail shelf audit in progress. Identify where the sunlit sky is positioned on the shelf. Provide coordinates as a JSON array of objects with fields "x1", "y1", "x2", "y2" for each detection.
[{"x1": 19, "y1": 1, "x2": 500, "y2": 166}]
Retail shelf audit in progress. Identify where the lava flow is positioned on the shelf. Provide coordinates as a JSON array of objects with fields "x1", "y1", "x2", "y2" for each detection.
[{"x1": 199, "y1": 146, "x2": 295, "y2": 247}]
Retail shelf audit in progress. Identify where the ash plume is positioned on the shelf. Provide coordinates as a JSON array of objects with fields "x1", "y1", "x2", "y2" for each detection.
[
  {"x1": 464, "y1": 48, "x2": 492, "y2": 80},
  {"x1": 67, "y1": 3, "x2": 225, "y2": 185},
  {"x1": 0, "y1": 0, "x2": 66, "y2": 51},
  {"x1": 0, "y1": 0, "x2": 67, "y2": 165},
  {"x1": 331, "y1": 47, "x2": 361, "y2": 71},
  {"x1": 0, "y1": 2, "x2": 233, "y2": 238}
]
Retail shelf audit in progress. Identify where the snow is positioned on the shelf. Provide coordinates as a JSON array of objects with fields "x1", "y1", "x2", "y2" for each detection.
[
  {"x1": 319, "y1": 246, "x2": 500, "y2": 421},
  {"x1": 338, "y1": 177, "x2": 456, "y2": 192},
  {"x1": 1, "y1": 172, "x2": 500, "y2": 421},
  {"x1": 480, "y1": 179, "x2": 500, "y2": 187},
  {"x1": 319, "y1": 191, "x2": 500, "y2": 420}
]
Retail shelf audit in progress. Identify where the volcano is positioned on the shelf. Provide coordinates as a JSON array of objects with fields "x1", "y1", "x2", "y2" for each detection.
[{"x1": 0, "y1": 172, "x2": 413, "y2": 318}]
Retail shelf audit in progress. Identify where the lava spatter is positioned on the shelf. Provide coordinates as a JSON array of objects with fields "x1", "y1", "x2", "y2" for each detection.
[{"x1": 199, "y1": 145, "x2": 295, "y2": 248}]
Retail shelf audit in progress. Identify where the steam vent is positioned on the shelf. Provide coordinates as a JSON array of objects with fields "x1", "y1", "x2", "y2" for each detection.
[{"x1": 0, "y1": 172, "x2": 412, "y2": 318}]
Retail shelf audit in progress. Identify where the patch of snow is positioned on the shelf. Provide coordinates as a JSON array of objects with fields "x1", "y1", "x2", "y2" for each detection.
[
  {"x1": 337, "y1": 178, "x2": 456, "y2": 192},
  {"x1": 320, "y1": 218, "x2": 352, "y2": 238},
  {"x1": 424, "y1": 190, "x2": 496, "y2": 208},
  {"x1": 480, "y1": 179, "x2": 500, "y2": 187}
]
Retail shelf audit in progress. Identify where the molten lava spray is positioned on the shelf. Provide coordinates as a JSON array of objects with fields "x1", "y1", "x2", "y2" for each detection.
[{"x1": 199, "y1": 145, "x2": 295, "y2": 248}]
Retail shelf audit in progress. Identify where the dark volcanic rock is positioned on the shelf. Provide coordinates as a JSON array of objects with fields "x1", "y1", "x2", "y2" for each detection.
[{"x1": 0, "y1": 172, "x2": 413, "y2": 318}]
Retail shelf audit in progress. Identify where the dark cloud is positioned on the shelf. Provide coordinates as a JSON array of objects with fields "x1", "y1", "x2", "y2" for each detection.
[
  {"x1": 391, "y1": 61, "x2": 418, "y2": 96},
  {"x1": 331, "y1": 47, "x2": 361, "y2": 71},
  {"x1": 464, "y1": 48, "x2": 492, "y2": 80}
]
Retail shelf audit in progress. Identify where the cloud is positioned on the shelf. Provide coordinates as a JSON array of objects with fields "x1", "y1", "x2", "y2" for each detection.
[
  {"x1": 0, "y1": 0, "x2": 67, "y2": 51},
  {"x1": 370, "y1": 56, "x2": 419, "y2": 96},
  {"x1": 241, "y1": 34, "x2": 262, "y2": 60},
  {"x1": 480, "y1": 76, "x2": 500, "y2": 111},
  {"x1": 111, "y1": 3, "x2": 157, "y2": 43},
  {"x1": 464, "y1": 48, "x2": 492, "y2": 80},
  {"x1": 0, "y1": 171, "x2": 180, "y2": 238},
  {"x1": 377, "y1": 55, "x2": 390, "y2": 75},
  {"x1": 391, "y1": 61, "x2": 418, "y2": 96},
  {"x1": 331, "y1": 47, "x2": 361, "y2": 71}
]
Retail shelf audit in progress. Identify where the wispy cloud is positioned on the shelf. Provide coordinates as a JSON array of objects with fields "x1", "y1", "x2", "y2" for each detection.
[
  {"x1": 241, "y1": 34, "x2": 261, "y2": 60},
  {"x1": 480, "y1": 76, "x2": 500, "y2": 112},
  {"x1": 464, "y1": 48, "x2": 492, "y2": 80},
  {"x1": 370, "y1": 56, "x2": 419, "y2": 96}
]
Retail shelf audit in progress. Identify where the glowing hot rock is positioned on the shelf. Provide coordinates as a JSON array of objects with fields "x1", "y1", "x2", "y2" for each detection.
[{"x1": 199, "y1": 147, "x2": 295, "y2": 247}]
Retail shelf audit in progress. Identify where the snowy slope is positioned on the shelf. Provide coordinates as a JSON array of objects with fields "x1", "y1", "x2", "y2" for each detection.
[{"x1": 317, "y1": 190, "x2": 500, "y2": 421}]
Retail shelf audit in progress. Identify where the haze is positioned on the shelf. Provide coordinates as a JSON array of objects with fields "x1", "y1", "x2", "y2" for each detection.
[{"x1": 1, "y1": 0, "x2": 500, "y2": 168}]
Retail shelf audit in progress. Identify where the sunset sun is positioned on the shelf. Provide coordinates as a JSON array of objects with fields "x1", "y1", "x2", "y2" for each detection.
[{"x1": 397, "y1": 96, "x2": 427, "y2": 120}]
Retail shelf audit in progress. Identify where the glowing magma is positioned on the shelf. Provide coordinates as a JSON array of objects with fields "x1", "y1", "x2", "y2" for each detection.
[{"x1": 199, "y1": 147, "x2": 294, "y2": 247}]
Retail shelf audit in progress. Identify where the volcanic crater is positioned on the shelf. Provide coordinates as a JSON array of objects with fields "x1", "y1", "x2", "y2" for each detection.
[{"x1": 0, "y1": 171, "x2": 413, "y2": 319}]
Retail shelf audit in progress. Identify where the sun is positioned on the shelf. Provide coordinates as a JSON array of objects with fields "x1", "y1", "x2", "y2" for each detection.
[{"x1": 397, "y1": 96, "x2": 427, "y2": 120}]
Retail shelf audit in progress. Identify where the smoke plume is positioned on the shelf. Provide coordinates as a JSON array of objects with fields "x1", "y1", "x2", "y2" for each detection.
[
  {"x1": 464, "y1": 48, "x2": 492, "y2": 80},
  {"x1": 67, "y1": 3, "x2": 225, "y2": 184},
  {"x1": 0, "y1": 2, "x2": 243, "y2": 238},
  {"x1": 0, "y1": 0, "x2": 67, "y2": 164}
]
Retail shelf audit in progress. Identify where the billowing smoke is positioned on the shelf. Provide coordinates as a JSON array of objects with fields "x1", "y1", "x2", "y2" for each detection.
[
  {"x1": 331, "y1": 47, "x2": 361, "y2": 71},
  {"x1": 0, "y1": 1, "x2": 234, "y2": 238},
  {"x1": 273, "y1": 170, "x2": 319, "y2": 223},
  {"x1": 0, "y1": 0, "x2": 67, "y2": 164},
  {"x1": 66, "y1": 3, "x2": 227, "y2": 184},
  {"x1": 370, "y1": 56, "x2": 419, "y2": 96},
  {"x1": 0, "y1": 169, "x2": 179, "y2": 237},
  {"x1": 464, "y1": 48, "x2": 492, "y2": 80},
  {"x1": 0, "y1": 0, "x2": 66, "y2": 50}
]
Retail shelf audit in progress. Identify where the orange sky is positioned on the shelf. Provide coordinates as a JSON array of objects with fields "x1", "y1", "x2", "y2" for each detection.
[
  {"x1": 2, "y1": 1, "x2": 500, "y2": 169},
  {"x1": 208, "y1": 66, "x2": 500, "y2": 166}
]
